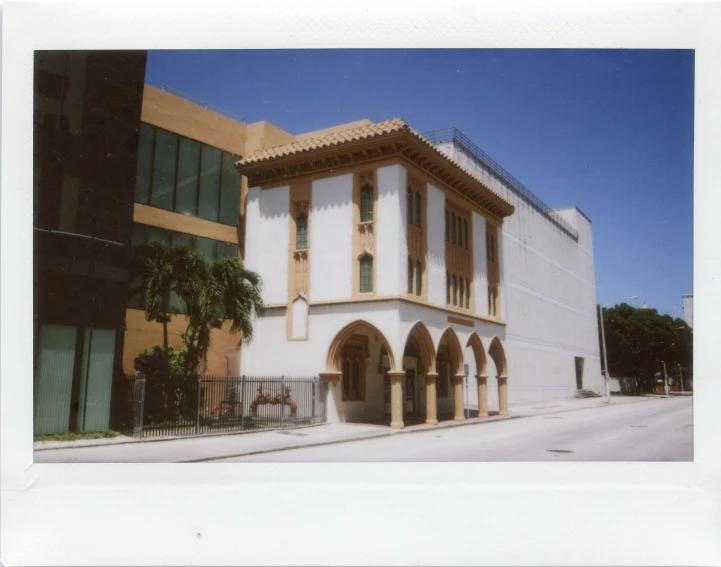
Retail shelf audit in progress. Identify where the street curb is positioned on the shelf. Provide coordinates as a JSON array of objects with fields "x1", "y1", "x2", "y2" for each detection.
[
  {"x1": 187, "y1": 396, "x2": 663, "y2": 463},
  {"x1": 33, "y1": 422, "x2": 329, "y2": 452}
]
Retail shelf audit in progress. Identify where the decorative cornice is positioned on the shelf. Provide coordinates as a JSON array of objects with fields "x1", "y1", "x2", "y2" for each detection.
[{"x1": 236, "y1": 123, "x2": 515, "y2": 222}]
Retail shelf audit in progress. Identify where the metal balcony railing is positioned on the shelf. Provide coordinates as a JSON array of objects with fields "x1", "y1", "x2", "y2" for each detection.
[{"x1": 422, "y1": 127, "x2": 579, "y2": 240}]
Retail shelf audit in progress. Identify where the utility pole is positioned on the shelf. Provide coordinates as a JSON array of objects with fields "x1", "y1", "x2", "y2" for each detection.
[
  {"x1": 599, "y1": 304, "x2": 611, "y2": 403},
  {"x1": 678, "y1": 363, "x2": 684, "y2": 393},
  {"x1": 662, "y1": 361, "x2": 669, "y2": 395}
]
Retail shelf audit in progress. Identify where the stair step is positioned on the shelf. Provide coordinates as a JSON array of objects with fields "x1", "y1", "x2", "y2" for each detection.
[{"x1": 575, "y1": 389, "x2": 602, "y2": 398}]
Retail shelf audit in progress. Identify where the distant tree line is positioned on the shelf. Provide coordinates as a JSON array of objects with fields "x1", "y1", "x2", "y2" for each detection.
[{"x1": 598, "y1": 303, "x2": 692, "y2": 393}]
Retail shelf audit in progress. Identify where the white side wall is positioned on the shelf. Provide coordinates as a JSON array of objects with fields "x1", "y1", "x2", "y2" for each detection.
[
  {"x1": 472, "y1": 211, "x2": 488, "y2": 317},
  {"x1": 376, "y1": 164, "x2": 406, "y2": 297},
  {"x1": 438, "y1": 144, "x2": 604, "y2": 401},
  {"x1": 426, "y1": 183, "x2": 446, "y2": 306},
  {"x1": 244, "y1": 185, "x2": 288, "y2": 305},
  {"x1": 310, "y1": 174, "x2": 353, "y2": 301}
]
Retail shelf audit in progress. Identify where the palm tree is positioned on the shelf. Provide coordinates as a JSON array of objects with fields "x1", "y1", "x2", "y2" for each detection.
[
  {"x1": 129, "y1": 239, "x2": 191, "y2": 377},
  {"x1": 175, "y1": 252, "x2": 265, "y2": 375}
]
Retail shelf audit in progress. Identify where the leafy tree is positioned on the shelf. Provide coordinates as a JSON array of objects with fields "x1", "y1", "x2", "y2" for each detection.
[
  {"x1": 133, "y1": 344, "x2": 189, "y2": 421},
  {"x1": 598, "y1": 303, "x2": 693, "y2": 393},
  {"x1": 131, "y1": 241, "x2": 265, "y2": 379},
  {"x1": 129, "y1": 239, "x2": 194, "y2": 378},
  {"x1": 175, "y1": 251, "x2": 265, "y2": 375}
]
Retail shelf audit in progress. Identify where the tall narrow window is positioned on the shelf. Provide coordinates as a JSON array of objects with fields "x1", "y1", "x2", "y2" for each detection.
[
  {"x1": 198, "y1": 145, "x2": 222, "y2": 222},
  {"x1": 446, "y1": 271, "x2": 451, "y2": 304},
  {"x1": 451, "y1": 214, "x2": 456, "y2": 244},
  {"x1": 457, "y1": 218, "x2": 463, "y2": 248},
  {"x1": 175, "y1": 137, "x2": 201, "y2": 217},
  {"x1": 488, "y1": 286, "x2": 493, "y2": 316},
  {"x1": 490, "y1": 234, "x2": 496, "y2": 263},
  {"x1": 342, "y1": 359, "x2": 350, "y2": 400},
  {"x1": 452, "y1": 275, "x2": 458, "y2": 306},
  {"x1": 445, "y1": 210, "x2": 449, "y2": 241},
  {"x1": 407, "y1": 257, "x2": 414, "y2": 294},
  {"x1": 465, "y1": 279, "x2": 470, "y2": 309},
  {"x1": 351, "y1": 360, "x2": 360, "y2": 399},
  {"x1": 296, "y1": 215, "x2": 308, "y2": 249},
  {"x1": 360, "y1": 185, "x2": 373, "y2": 222},
  {"x1": 360, "y1": 255, "x2": 373, "y2": 293},
  {"x1": 135, "y1": 123, "x2": 154, "y2": 204},
  {"x1": 415, "y1": 260, "x2": 422, "y2": 296},
  {"x1": 407, "y1": 189, "x2": 413, "y2": 226},
  {"x1": 151, "y1": 129, "x2": 178, "y2": 211},
  {"x1": 459, "y1": 278, "x2": 464, "y2": 307},
  {"x1": 464, "y1": 219, "x2": 469, "y2": 250},
  {"x1": 414, "y1": 192, "x2": 421, "y2": 228}
]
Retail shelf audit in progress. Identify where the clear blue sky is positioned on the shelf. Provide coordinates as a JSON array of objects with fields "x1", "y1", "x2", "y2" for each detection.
[{"x1": 145, "y1": 49, "x2": 694, "y2": 318}]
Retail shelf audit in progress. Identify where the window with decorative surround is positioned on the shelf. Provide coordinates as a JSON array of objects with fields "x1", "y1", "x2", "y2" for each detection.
[
  {"x1": 353, "y1": 171, "x2": 377, "y2": 296},
  {"x1": 486, "y1": 224, "x2": 500, "y2": 318},
  {"x1": 341, "y1": 335, "x2": 368, "y2": 401},
  {"x1": 444, "y1": 200, "x2": 473, "y2": 311},
  {"x1": 406, "y1": 175, "x2": 426, "y2": 299},
  {"x1": 287, "y1": 181, "x2": 311, "y2": 340}
]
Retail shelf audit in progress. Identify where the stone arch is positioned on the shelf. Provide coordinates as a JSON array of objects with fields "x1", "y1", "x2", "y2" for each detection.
[
  {"x1": 325, "y1": 320, "x2": 397, "y2": 373},
  {"x1": 403, "y1": 321, "x2": 436, "y2": 375},
  {"x1": 466, "y1": 332, "x2": 487, "y2": 376},
  {"x1": 488, "y1": 336, "x2": 507, "y2": 377},
  {"x1": 438, "y1": 327, "x2": 464, "y2": 375}
]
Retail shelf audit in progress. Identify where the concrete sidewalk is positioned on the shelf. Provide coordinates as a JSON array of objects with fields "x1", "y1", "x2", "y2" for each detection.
[{"x1": 33, "y1": 395, "x2": 665, "y2": 463}]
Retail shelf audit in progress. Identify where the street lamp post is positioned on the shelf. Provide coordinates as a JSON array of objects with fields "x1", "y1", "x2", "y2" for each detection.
[
  {"x1": 598, "y1": 296, "x2": 638, "y2": 403},
  {"x1": 678, "y1": 363, "x2": 684, "y2": 393}
]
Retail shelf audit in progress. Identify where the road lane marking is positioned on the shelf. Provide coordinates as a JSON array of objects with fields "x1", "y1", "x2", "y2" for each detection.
[{"x1": 598, "y1": 434, "x2": 620, "y2": 443}]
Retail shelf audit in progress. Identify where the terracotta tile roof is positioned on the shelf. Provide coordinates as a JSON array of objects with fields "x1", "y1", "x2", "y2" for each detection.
[
  {"x1": 238, "y1": 118, "x2": 513, "y2": 211},
  {"x1": 239, "y1": 118, "x2": 409, "y2": 165}
]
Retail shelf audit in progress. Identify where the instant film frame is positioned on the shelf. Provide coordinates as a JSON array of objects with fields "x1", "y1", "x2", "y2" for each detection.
[{"x1": 2, "y1": 0, "x2": 720, "y2": 565}]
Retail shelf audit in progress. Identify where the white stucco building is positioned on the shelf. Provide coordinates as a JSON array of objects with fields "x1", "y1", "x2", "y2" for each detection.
[
  {"x1": 236, "y1": 119, "x2": 603, "y2": 428},
  {"x1": 682, "y1": 294, "x2": 693, "y2": 328}
]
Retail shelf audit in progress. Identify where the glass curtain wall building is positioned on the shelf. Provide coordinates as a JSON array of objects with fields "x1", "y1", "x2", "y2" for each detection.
[{"x1": 33, "y1": 50, "x2": 148, "y2": 435}]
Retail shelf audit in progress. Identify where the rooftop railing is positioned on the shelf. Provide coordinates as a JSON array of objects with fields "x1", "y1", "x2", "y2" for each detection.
[
  {"x1": 422, "y1": 127, "x2": 579, "y2": 240},
  {"x1": 161, "y1": 85, "x2": 246, "y2": 124}
]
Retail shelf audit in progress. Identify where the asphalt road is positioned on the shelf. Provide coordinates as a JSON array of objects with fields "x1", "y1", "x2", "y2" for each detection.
[{"x1": 218, "y1": 396, "x2": 693, "y2": 462}]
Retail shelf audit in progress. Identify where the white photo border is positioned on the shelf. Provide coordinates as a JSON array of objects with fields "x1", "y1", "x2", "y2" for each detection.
[{"x1": 2, "y1": 0, "x2": 719, "y2": 565}]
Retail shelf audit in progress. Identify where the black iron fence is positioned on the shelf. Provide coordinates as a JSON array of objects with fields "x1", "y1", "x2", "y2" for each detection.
[{"x1": 123, "y1": 375, "x2": 327, "y2": 438}]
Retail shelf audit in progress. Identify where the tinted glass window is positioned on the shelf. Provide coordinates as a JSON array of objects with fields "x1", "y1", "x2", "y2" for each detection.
[
  {"x1": 414, "y1": 193, "x2": 421, "y2": 228},
  {"x1": 415, "y1": 261, "x2": 422, "y2": 296},
  {"x1": 151, "y1": 129, "x2": 177, "y2": 211},
  {"x1": 219, "y1": 152, "x2": 240, "y2": 226},
  {"x1": 198, "y1": 145, "x2": 221, "y2": 222},
  {"x1": 296, "y1": 215, "x2": 308, "y2": 249},
  {"x1": 360, "y1": 186, "x2": 373, "y2": 222},
  {"x1": 175, "y1": 137, "x2": 200, "y2": 216},
  {"x1": 135, "y1": 123, "x2": 154, "y2": 204},
  {"x1": 360, "y1": 256, "x2": 373, "y2": 292},
  {"x1": 216, "y1": 240, "x2": 238, "y2": 260}
]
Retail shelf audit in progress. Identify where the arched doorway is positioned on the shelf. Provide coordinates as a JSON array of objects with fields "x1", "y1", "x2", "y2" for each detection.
[
  {"x1": 436, "y1": 327, "x2": 465, "y2": 422},
  {"x1": 466, "y1": 333, "x2": 489, "y2": 418},
  {"x1": 401, "y1": 322, "x2": 437, "y2": 425},
  {"x1": 488, "y1": 336, "x2": 509, "y2": 416},
  {"x1": 322, "y1": 320, "x2": 401, "y2": 427}
]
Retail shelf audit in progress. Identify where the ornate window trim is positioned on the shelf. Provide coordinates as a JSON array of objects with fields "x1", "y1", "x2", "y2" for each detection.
[
  {"x1": 445, "y1": 196, "x2": 474, "y2": 312},
  {"x1": 287, "y1": 182, "x2": 311, "y2": 341},
  {"x1": 353, "y1": 170, "x2": 378, "y2": 298}
]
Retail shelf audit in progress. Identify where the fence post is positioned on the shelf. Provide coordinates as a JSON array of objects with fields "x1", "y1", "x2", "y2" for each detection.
[
  {"x1": 240, "y1": 375, "x2": 246, "y2": 431},
  {"x1": 280, "y1": 376, "x2": 285, "y2": 428},
  {"x1": 134, "y1": 374, "x2": 146, "y2": 439},
  {"x1": 312, "y1": 380, "x2": 316, "y2": 423},
  {"x1": 196, "y1": 375, "x2": 201, "y2": 435}
]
